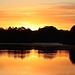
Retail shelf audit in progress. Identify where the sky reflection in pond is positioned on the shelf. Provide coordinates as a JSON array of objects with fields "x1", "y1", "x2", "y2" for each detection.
[{"x1": 0, "y1": 49, "x2": 75, "y2": 75}]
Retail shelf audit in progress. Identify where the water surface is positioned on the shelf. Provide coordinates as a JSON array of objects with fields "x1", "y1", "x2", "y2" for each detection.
[{"x1": 0, "y1": 49, "x2": 75, "y2": 75}]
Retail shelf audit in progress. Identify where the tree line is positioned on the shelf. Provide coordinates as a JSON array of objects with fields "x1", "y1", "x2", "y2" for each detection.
[{"x1": 0, "y1": 25, "x2": 75, "y2": 44}]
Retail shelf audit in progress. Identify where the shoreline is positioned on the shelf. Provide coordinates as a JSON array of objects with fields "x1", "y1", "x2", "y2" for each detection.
[{"x1": 0, "y1": 43, "x2": 74, "y2": 50}]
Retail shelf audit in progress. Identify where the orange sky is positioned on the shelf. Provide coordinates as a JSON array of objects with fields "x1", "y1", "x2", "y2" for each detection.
[{"x1": 0, "y1": 2, "x2": 75, "y2": 30}]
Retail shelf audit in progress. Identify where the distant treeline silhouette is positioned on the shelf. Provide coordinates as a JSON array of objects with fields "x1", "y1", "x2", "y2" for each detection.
[{"x1": 0, "y1": 25, "x2": 75, "y2": 44}]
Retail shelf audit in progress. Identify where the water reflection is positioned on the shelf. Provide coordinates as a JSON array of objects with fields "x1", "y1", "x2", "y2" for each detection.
[
  {"x1": 0, "y1": 49, "x2": 75, "y2": 65},
  {"x1": 0, "y1": 49, "x2": 69, "y2": 60},
  {"x1": 69, "y1": 50, "x2": 75, "y2": 64},
  {"x1": 0, "y1": 50, "x2": 30, "y2": 59},
  {"x1": 0, "y1": 48, "x2": 75, "y2": 75}
]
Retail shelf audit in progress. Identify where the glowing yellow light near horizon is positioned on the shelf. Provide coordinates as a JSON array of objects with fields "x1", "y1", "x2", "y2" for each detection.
[{"x1": 19, "y1": 22, "x2": 40, "y2": 31}]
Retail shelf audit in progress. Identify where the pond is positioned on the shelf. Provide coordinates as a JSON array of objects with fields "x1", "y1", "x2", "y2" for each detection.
[{"x1": 0, "y1": 48, "x2": 75, "y2": 75}]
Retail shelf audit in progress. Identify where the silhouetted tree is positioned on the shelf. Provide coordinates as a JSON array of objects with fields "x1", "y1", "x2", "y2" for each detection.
[
  {"x1": 0, "y1": 25, "x2": 74, "y2": 44},
  {"x1": 69, "y1": 25, "x2": 75, "y2": 44}
]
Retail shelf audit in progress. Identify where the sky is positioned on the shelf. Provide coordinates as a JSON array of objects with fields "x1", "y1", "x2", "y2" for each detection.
[{"x1": 0, "y1": 0, "x2": 75, "y2": 30}]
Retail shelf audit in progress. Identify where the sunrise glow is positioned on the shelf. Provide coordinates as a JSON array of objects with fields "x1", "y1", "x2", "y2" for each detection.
[
  {"x1": 0, "y1": 0, "x2": 75, "y2": 30},
  {"x1": 18, "y1": 22, "x2": 39, "y2": 30}
]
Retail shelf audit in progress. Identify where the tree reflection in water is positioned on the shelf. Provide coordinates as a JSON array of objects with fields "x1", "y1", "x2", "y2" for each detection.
[
  {"x1": 69, "y1": 50, "x2": 75, "y2": 64},
  {"x1": 0, "y1": 48, "x2": 69, "y2": 60},
  {"x1": 0, "y1": 46, "x2": 75, "y2": 65}
]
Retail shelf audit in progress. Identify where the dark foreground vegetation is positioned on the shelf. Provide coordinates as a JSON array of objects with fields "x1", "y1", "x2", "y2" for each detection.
[{"x1": 0, "y1": 25, "x2": 75, "y2": 45}]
